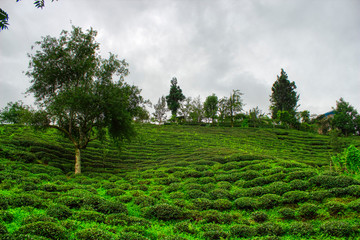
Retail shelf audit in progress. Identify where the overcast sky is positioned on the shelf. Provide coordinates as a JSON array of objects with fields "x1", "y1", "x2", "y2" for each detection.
[{"x1": 1, "y1": 0, "x2": 359, "y2": 116}]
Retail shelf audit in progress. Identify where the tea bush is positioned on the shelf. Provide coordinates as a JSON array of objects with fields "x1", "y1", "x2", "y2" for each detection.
[
  {"x1": 17, "y1": 221, "x2": 68, "y2": 239},
  {"x1": 0, "y1": 222, "x2": 8, "y2": 234},
  {"x1": 244, "y1": 186, "x2": 268, "y2": 197},
  {"x1": 266, "y1": 181, "x2": 291, "y2": 195},
  {"x1": 239, "y1": 170, "x2": 261, "y2": 181},
  {"x1": 191, "y1": 198, "x2": 213, "y2": 211},
  {"x1": 230, "y1": 224, "x2": 256, "y2": 238},
  {"x1": 72, "y1": 210, "x2": 106, "y2": 223},
  {"x1": 56, "y1": 196, "x2": 83, "y2": 209},
  {"x1": 347, "y1": 199, "x2": 360, "y2": 212},
  {"x1": 298, "y1": 203, "x2": 319, "y2": 219},
  {"x1": 186, "y1": 189, "x2": 209, "y2": 199},
  {"x1": 22, "y1": 214, "x2": 56, "y2": 225},
  {"x1": 212, "y1": 198, "x2": 232, "y2": 211},
  {"x1": 134, "y1": 195, "x2": 157, "y2": 208},
  {"x1": 0, "y1": 194, "x2": 9, "y2": 210},
  {"x1": 234, "y1": 197, "x2": 258, "y2": 210},
  {"x1": 256, "y1": 222, "x2": 284, "y2": 236},
  {"x1": 251, "y1": 211, "x2": 268, "y2": 223},
  {"x1": 0, "y1": 210, "x2": 14, "y2": 223},
  {"x1": 258, "y1": 194, "x2": 283, "y2": 209},
  {"x1": 200, "y1": 210, "x2": 228, "y2": 224},
  {"x1": 287, "y1": 170, "x2": 317, "y2": 181},
  {"x1": 325, "y1": 201, "x2": 346, "y2": 215},
  {"x1": 308, "y1": 190, "x2": 332, "y2": 202},
  {"x1": 75, "y1": 227, "x2": 113, "y2": 240},
  {"x1": 288, "y1": 221, "x2": 314, "y2": 236},
  {"x1": 169, "y1": 191, "x2": 185, "y2": 199},
  {"x1": 209, "y1": 188, "x2": 232, "y2": 200},
  {"x1": 173, "y1": 221, "x2": 197, "y2": 235},
  {"x1": 282, "y1": 191, "x2": 309, "y2": 204},
  {"x1": 97, "y1": 199, "x2": 128, "y2": 214},
  {"x1": 346, "y1": 185, "x2": 360, "y2": 197},
  {"x1": 320, "y1": 220, "x2": 355, "y2": 237},
  {"x1": 10, "y1": 193, "x2": 44, "y2": 208},
  {"x1": 289, "y1": 179, "x2": 310, "y2": 191},
  {"x1": 145, "y1": 203, "x2": 183, "y2": 221},
  {"x1": 278, "y1": 207, "x2": 296, "y2": 220},
  {"x1": 106, "y1": 188, "x2": 126, "y2": 197},
  {"x1": 216, "y1": 181, "x2": 232, "y2": 190},
  {"x1": 46, "y1": 204, "x2": 72, "y2": 220},
  {"x1": 200, "y1": 223, "x2": 229, "y2": 240}
]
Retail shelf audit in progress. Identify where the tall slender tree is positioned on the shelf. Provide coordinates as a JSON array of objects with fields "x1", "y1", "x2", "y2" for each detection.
[
  {"x1": 270, "y1": 69, "x2": 299, "y2": 119},
  {"x1": 204, "y1": 94, "x2": 218, "y2": 125},
  {"x1": 165, "y1": 77, "x2": 185, "y2": 119},
  {"x1": 153, "y1": 96, "x2": 167, "y2": 124}
]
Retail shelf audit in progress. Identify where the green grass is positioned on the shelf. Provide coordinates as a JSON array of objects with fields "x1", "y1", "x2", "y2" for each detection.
[{"x1": 1, "y1": 123, "x2": 360, "y2": 239}]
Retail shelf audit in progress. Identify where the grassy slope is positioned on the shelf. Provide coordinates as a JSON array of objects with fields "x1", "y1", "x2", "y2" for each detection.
[{"x1": 1, "y1": 124, "x2": 360, "y2": 239}]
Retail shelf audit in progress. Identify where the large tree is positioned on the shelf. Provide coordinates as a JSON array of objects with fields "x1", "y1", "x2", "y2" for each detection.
[
  {"x1": 270, "y1": 69, "x2": 299, "y2": 119},
  {"x1": 0, "y1": 101, "x2": 32, "y2": 124},
  {"x1": 26, "y1": 26, "x2": 145, "y2": 174},
  {"x1": 165, "y1": 77, "x2": 185, "y2": 119},
  {"x1": 332, "y1": 98, "x2": 360, "y2": 136},
  {"x1": 204, "y1": 94, "x2": 218, "y2": 125}
]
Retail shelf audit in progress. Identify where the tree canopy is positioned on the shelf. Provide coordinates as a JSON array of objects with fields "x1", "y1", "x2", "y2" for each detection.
[
  {"x1": 270, "y1": 69, "x2": 299, "y2": 119},
  {"x1": 332, "y1": 98, "x2": 360, "y2": 136},
  {"x1": 165, "y1": 77, "x2": 185, "y2": 118},
  {"x1": 204, "y1": 94, "x2": 218, "y2": 125},
  {"x1": 26, "y1": 26, "x2": 145, "y2": 174}
]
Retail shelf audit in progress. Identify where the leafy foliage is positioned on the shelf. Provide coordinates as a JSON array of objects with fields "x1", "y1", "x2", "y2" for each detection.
[
  {"x1": 270, "y1": 68, "x2": 299, "y2": 119},
  {"x1": 165, "y1": 77, "x2": 185, "y2": 118},
  {"x1": 332, "y1": 98, "x2": 360, "y2": 136},
  {"x1": 331, "y1": 145, "x2": 360, "y2": 174}
]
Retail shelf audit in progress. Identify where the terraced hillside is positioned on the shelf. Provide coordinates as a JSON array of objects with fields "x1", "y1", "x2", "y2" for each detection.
[{"x1": 1, "y1": 124, "x2": 360, "y2": 239}]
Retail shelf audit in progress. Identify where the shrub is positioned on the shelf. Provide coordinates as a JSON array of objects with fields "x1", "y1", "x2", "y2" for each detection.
[
  {"x1": 308, "y1": 190, "x2": 332, "y2": 202},
  {"x1": 0, "y1": 222, "x2": 8, "y2": 234},
  {"x1": 282, "y1": 191, "x2": 309, "y2": 204},
  {"x1": 288, "y1": 221, "x2": 314, "y2": 236},
  {"x1": 278, "y1": 207, "x2": 296, "y2": 220},
  {"x1": 106, "y1": 188, "x2": 126, "y2": 197},
  {"x1": 169, "y1": 192, "x2": 185, "y2": 199},
  {"x1": 256, "y1": 222, "x2": 284, "y2": 236},
  {"x1": 83, "y1": 194, "x2": 105, "y2": 209},
  {"x1": 22, "y1": 182, "x2": 38, "y2": 191},
  {"x1": 105, "y1": 213, "x2": 127, "y2": 226},
  {"x1": 201, "y1": 210, "x2": 225, "y2": 224},
  {"x1": 243, "y1": 177, "x2": 272, "y2": 188},
  {"x1": 347, "y1": 199, "x2": 360, "y2": 212},
  {"x1": 266, "y1": 181, "x2": 291, "y2": 195},
  {"x1": 331, "y1": 145, "x2": 360, "y2": 174},
  {"x1": 287, "y1": 170, "x2": 317, "y2": 181},
  {"x1": 72, "y1": 210, "x2": 106, "y2": 223},
  {"x1": 134, "y1": 195, "x2": 157, "y2": 208},
  {"x1": 251, "y1": 211, "x2": 268, "y2": 223},
  {"x1": 320, "y1": 220, "x2": 354, "y2": 237},
  {"x1": 309, "y1": 175, "x2": 337, "y2": 189},
  {"x1": 118, "y1": 232, "x2": 148, "y2": 240},
  {"x1": 173, "y1": 221, "x2": 197, "y2": 235},
  {"x1": 22, "y1": 214, "x2": 56, "y2": 225},
  {"x1": 230, "y1": 224, "x2": 256, "y2": 238},
  {"x1": 10, "y1": 193, "x2": 44, "y2": 208},
  {"x1": 325, "y1": 201, "x2": 346, "y2": 215},
  {"x1": 234, "y1": 197, "x2": 258, "y2": 210},
  {"x1": 165, "y1": 183, "x2": 182, "y2": 193},
  {"x1": 117, "y1": 195, "x2": 133, "y2": 203},
  {"x1": 212, "y1": 199, "x2": 232, "y2": 211},
  {"x1": 41, "y1": 183, "x2": 58, "y2": 192},
  {"x1": 186, "y1": 189, "x2": 208, "y2": 199},
  {"x1": 191, "y1": 198, "x2": 213, "y2": 211},
  {"x1": 75, "y1": 228, "x2": 113, "y2": 240},
  {"x1": 198, "y1": 177, "x2": 216, "y2": 184},
  {"x1": 346, "y1": 185, "x2": 360, "y2": 197},
  {"x1": 240, "y1": 170, "x2": 261, "y2": 180},
  {"x1": 56, "y1": 196, "x2": 83, "y2": 209},
  {"x1": 17, "y1": 221, "x2": 67, "y2": 239},
  {"x1": 209, "y1": 188, "x2": 232, "y2": 200},
  {"x1": 0, "y1": 194, "x2": 9, "y2": 210},
  {"x1": 244, "y1": 186, "x2": 268, "y2": 197},
  {"x1": 289, "y1": 179, "x2": 310, "y2": 191},
  {"x1": 298, "y1": 203, "x2": 319, "y2": 219},
  {"x1": 216, "y1": 181, "x2": 232, "y2": 190},
  {"x1": 258, "y1": 194, "x2": 283, "y2": 209},
  {"x1": 0, "y1": 210, "x2": 14, "y2": 223},
  {"x1": 145, "y1": 203, "x2": 183, "y2": 221},
  {"x1": 201, "y1": 223, "x2": 229, "y2": 240},
  {"x1": 329, "y1": 187, "x2": 348, "y2": 197},
  {"x1": 97, "y1": 200, "x2": 128, "y2": 214},
  {"x1": 46, "y1": 204, "x2": 72, "y2": 220}
]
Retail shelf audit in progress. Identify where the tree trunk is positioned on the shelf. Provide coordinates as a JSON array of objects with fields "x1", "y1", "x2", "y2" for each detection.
[{"x1": 75, "y1": 147, "x2": 81, "y2": 174}]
